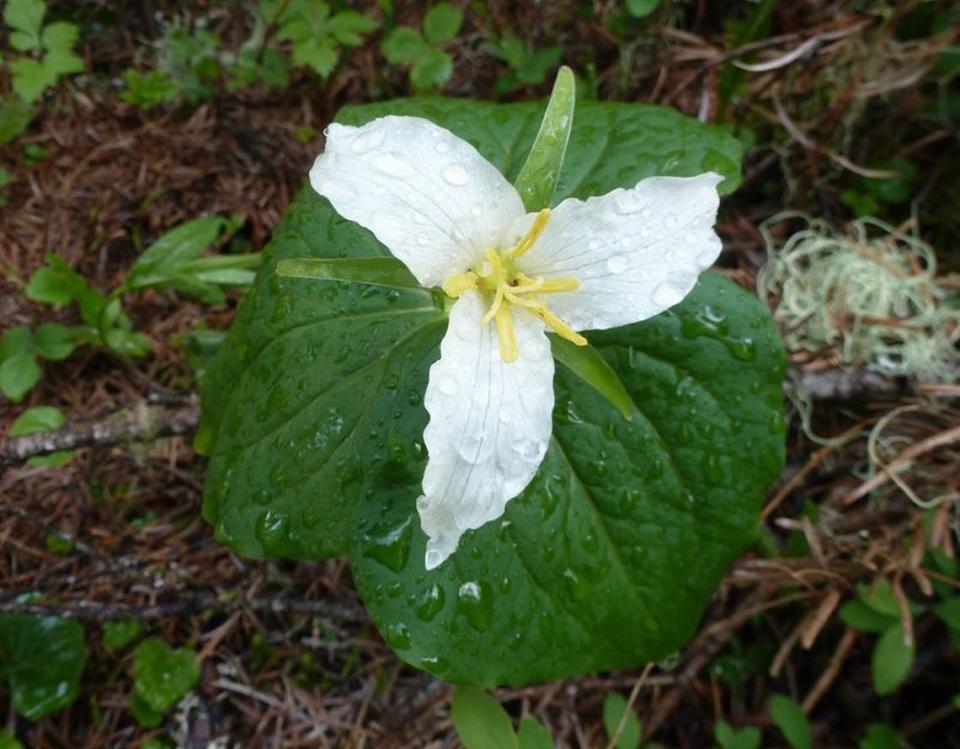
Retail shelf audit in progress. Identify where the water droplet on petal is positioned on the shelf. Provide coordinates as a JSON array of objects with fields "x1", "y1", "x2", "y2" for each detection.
[
  {"x1": 434, "y1": 139, "x2": 450, "y2": 153},
  {"x1": 374, "y1": 152, "x2": 412, "y2": 177},
  {"x1": 606, "y1": 253, "x2": 627, "y2": 273},
  {"x1": 415, "y1": 233, "x2": 429, "y2": 246},
  {"x1": 350, "y1": 127, "x2": 385, "y2": 154},
  {"x1": 442, "y1": 163, "x2": 471, "y2": 186},
  {"x1": 436, "y1": 373, "x2": 457, "y2": 396},
  {"x1": 652, "y1": 281, "x2": 685, "y2": 307},
  {"x1": 664, "y1": 213, "x2": 679, "y2": 229}
]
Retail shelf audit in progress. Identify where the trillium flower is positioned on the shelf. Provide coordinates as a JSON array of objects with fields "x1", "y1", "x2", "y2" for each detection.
[{"x1": 310, "y1": 115, "x2": 723, "y2": 570}]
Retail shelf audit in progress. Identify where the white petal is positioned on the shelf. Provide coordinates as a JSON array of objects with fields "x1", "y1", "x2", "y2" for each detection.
[
  {"x1": 513, "y1": 173, "x2": 723, "y2": 331},
  {"x1": 310, "y1": 116, "x2": 525, "y2": 287},
  {"x1": 418, "y1": 291, "x2": 554, "y2": 570}
]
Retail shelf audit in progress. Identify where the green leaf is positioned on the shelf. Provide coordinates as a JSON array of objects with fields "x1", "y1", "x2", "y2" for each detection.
[
  {"x1": 102, "y1": 620, "x2": 143, "y2": 652},
  {"x1": 0, "y1": 612, "x2": 88, "y2": 719},
  {"x1": 451, "y1": 686, "x2": 518, "y2": 749},
  {"x1": 859, "y1": 723, "x2": 902, "y2": 749},
  {"x1": 410, "y1": 48, "x2": 453, "y2": 91},
  {"x1": 9, "y1": 405, "x2": 63, "y2": 435},
  {"x1": 0, "y1": 326, "x2": 33, "y2": 360},
  {"x1": 0, "y1": 729, "x2": 24, "y2": 749},
  {"x1": 10, "y1": 58, "x2": 54, "y2": 103},
  {"x1": 423, "y1": 2, "x2": 463, "y2": 46},
  {"x1": 4, "y1": 0, "x2": 45, "y2": 51},
  {"x1": 126, "y1": 216, "x2": 231, "y2": 290},
  {"x1": 626, "y1": 0, "x2": 661, "y2": 18},
  {"x1": 133, "y1": 638, "x2": 200, "y2": 713},
  {"x1": 839, "y1": 599, "x2": 899, "y2": 633},
  {"x1": 872, "y1": 624, "x2": 914, "y2": 695},
  {"x1": 934, "y1": 596, "x2": 960, "y2": 631},
  {"x1": 130, "y1": 690, "x2": 165, "y2": 728},
  {"x1": 382, "y1": 27, "x2": 427, "y2": 65},
  {"x1": 198, "y1": 96, "x2": 771, "y2": 686},
  {"x1": 276, "y1": 257, "x2": 421, "y2": 289},
  {"x1": 0, "y1": 98, "x2": 34, "y2": 144},
  {"x1": 715, "y1": 720, "x2": 761, "y2": 749},
  {"x1": 516, "y1": 718, "x2": 553, "y2": 749},
  {"x1": 33, "y1": 323, "x2": 76, "y2": 360},
  {"x1": 120, "y1": 69, "x2": 182, "y2": 109},
  {"x1": 603, "y1": 693, "x2": 641, "y2": 749},
  {"x1": 769, "y1": 694, "x2": 812, "y2": 749},
  {"x1": 292, "y1": 36, "x2": 338, "y2": 76},
  {"x1": 0, "y1": 351, "x2": 41, "y2": 402},
  {"x1": 26, "y1": 266, "x2": 75, "y2": 304},
  {"x1": 327, "y1": 10, "x2": 378, "y2": 46},
  {"x1": 513, "y1": 66, "x2": 575, "y2": 211},
  {"x1": 857, "y1": 580, "x2": 902, "y2": 618},
  {"x1": 550, "y1": 338, "x2": 634, "y2": 419},
  {"x1": 40, "y1": 22, "x2": 83, "y2": 76}
]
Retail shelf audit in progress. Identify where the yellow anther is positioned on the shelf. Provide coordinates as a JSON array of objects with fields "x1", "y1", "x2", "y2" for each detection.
[
  {"x1": 503, "y1": 208, "x2": 551, "y2": 260},
  {"x1": 442, "y1": 272, "x2": 479, "y2": 298},
  {"x1": 440, "y1": 208, "x2": 585, "y2": 362},
  {"x1": 494, "y1": 304, "x2": 518, "y2": 362}
]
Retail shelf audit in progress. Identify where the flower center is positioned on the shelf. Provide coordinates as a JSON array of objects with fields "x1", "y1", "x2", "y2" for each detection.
[{"x1": 441, "y1": 208, "x2": 587, "y2": 363}]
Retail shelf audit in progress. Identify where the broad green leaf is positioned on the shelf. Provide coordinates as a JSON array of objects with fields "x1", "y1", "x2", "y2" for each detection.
[
  {"x1": 0, "y1": 98, "x2": 33, "y2": 144},
  {"x1": 0, "y1": 351, "x2": 41, "y2": 401},
  {"x1": 451, "y1": 686, "x2": 518, "y2": 749},
  {"x1": 276, "y1": 257, "x2": 421, "y2": 289},
  {"x1": 102, "y1": 620, "x2": 143, "y2": 651},
  {"x1": 550, "y1": 337, "x2": 634, "y2": 420},
  {"x1": 33, "y1": 322, "x2": 76, "y2": 360},
  {"x1": 0, "y1": 612, "x2": 88, "y2": 719},
  {"x1": 872, "y1": 624, "x2": 914, "y2": 695},
  {"x1": 514, "y1": 66, "x2": 575, "y2": 211},
  {"x1": 4, "y1": 0, "x2": 45, "y2": 51},
  {"x1": 516, "y1": 718, "x2": 553, "y2": 749},
  {"x1": 839, "y1": 599, "x2": 899, "y2": 634},
  {"x1": 859, "y1": 723, "x2": 902, "y2": 749},
  {"x1": 602, "y1": 693, "x2": 641, "y2": 749},
  {"x1": 715, "y1": 720, "x2": 761, "y2": 749},
  {"x1": 769, "y1": 694, "x2": 812, "y2": 749},
  {"x1": 423, "y1": 2, "x2": 463, "y2": 46},
  {"x1": 198, "y1": 96, "x2": 773, "y2": 686},
  {"x1": 133, "y1": 638, "x2": 199, "y2": 712},
  {"x1": 9, "y1": 405, "x2": 63, "y2": 435}
]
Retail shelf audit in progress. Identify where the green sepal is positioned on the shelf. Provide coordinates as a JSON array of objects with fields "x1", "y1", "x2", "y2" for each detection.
[
  {"x1": 551, "y1": 337, "x2": 634, "y2": 420},
  {"x1": 276, "y1": 257, "x2": 422, "y2": 290}
]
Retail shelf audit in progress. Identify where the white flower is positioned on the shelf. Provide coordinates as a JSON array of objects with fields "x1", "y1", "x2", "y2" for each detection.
[{"x1": 310, "y1": 115, "x2": 723, "y2": 570}]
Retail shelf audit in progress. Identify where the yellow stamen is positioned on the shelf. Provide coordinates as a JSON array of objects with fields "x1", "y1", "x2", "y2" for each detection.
[
  {"x1": 441, "y1": 208, "x2": 585, "y2": 362},
  {"x1": 442, "y1": 271, "x2": 479, "y2": 298},
  {"x1": 503, "y1": 209, "x2": 551, "y2": 260},
  {"x1": 494, "y1": 304, "x2": 518, "y2": 362}
]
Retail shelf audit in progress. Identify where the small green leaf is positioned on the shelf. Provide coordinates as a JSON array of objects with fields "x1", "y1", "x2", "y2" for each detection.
[
  {"x1": 327, "y1": 10, "x2": 378, "y2": 46},
  {"x1": 9, "y1": 405, "x2": 63, "y2": 435},
  {"x1": 102, "y1": 620, "x2": 143, "y2": 652},
  {"x1": 715, "y1": 720, "x2": 761, "y2": 749},
  {"x1": 602, "y1": 693, "x2": 641, "y2": 749},
  {"x1": 130, "y1": 690, "x2": 165, "y2": 728},
  {"x1": 45, "y1": 533, "x2": 72, "y2": 552},
  {"x1": 382, "y1": 26, "x2": 426, "y2": 64},
  {"x1": 770, "y1": 694, "x2": 812, "y2": 749},
  {"x1": 26, "y1": 266, "x2": 75, "y2": 304},
  {"x1": 133, "y1": 638, "x2": 200, "y2": 713},
  {"x1": 126, "y1": 216, "x2": 231, "y2": 289},
  {"x1": 839, "y1": 599, "x2": 899, "y2": 633},
  {"x1": 410, "y1": 47, "x2": 453, "y2": 91},
  {"x1": 0, "y1": 326, "x2": 33, "y2": 359},
  {"x1": 516, "y1": 718, "x2": 553, "y2": 749},
  {"x1": 858, "y1": 723, "x2": 902, "y2": 749},
  {"x1": 276, "y1": 257, "x2": 422, "y2": 290},
  {"x1": 872, "y1": 624, "x2": 914, "y2": 696},
  {"x1": 292, "y1": 36, "x2": 338, "y2": 76},
  {"x1": 0, "y1": 351, "x2": 41, "y2": 402},
  {"x1": 858, "y1": 581, "x2": 901, "y2": 618},
  {"x1": 40, "y1": 22, "x2": 83, "y2": 76},
  {"x1": 626, "y1": 0, "x2": 661, "y2": 18},
  {"x1": 10, "y1": 58, "x2": 54, "y2": 103},
  {"x1": 451, "y1": 686, "x2": 518, "y2": 749},
  {"x1": 550, "y1": 337, "x2": 633, "y2": 420},
  {"x1": 33, "y1": 323, "x2": 76, "y2": 360},
  {"x1": 0, "y1": 729, "x2": 24, "y2": 749},
  {"x1": 934, "y1": 596, "x2": 960, "y2": 631},
  {"x1": 514, "y1": 66, "x2": 575, "y2": 211},
  {"x1": 0, "y1": 612, "x2": 88, "y2": 719},
  {"x1": 0, "y1": 98, "x2": 33, "y2": 144},
  {"x1": 423, "y1": 2, "x2": 463, "y2": 46},
  {"x1": 4, "y1": 0, "x2": 45, "y2": 51}
]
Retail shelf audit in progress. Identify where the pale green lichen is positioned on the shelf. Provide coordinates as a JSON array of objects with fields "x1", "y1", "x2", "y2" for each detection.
[{"x1": 757, "y1": 212, "x2": 959, "y2": 382}]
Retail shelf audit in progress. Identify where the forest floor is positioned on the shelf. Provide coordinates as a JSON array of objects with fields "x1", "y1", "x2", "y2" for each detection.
[{"x1": 1, "y1": 1, "x2": 959, "y2": 747}]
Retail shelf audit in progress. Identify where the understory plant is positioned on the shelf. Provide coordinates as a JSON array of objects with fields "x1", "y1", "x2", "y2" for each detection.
[{"x1": 197, "y1": 67, "x2": 786, "y2": 688}]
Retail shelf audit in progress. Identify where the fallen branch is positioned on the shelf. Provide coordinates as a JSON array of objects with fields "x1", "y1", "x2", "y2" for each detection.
[{"x1": 0, "y1": 402, "x2": 200, "y2": 469}]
